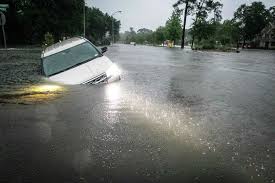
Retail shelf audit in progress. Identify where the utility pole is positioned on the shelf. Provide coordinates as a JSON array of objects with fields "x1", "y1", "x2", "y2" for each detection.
[
  {"x1": 83, "y1": 1, "x2": 86, "y2": 37},
  {"x1": 112, "y1": 18, "x2": 114, "y2": 44},
  {"x1": 111, "y1": 11, "x2": 122, "y2": 44}
]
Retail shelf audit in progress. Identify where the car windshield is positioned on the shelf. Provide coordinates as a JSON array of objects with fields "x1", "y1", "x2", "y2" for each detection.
[{"x1": 42, "y1": 42, "x2": 101, "y2": 76}]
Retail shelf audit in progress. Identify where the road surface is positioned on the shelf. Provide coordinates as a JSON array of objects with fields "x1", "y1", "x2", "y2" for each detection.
[{"x1": 0, "y1": 45, "x2": 275, "y2": 183}]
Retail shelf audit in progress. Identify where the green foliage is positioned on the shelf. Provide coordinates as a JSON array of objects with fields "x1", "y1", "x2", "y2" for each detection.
[
  {"x1": 189, "y1": 1, "x2": 273, "y2": 50},
  {"x1": 4, "y1": 0, "x2": 85, "y2": 44},
  {"x1": 120, "y1": 9, "x2": 183, "y2": 46},
  {"x1": 269, "y1": 6, "x2": 275, "y2": 22},
  {"x1": 189, "y1": 0, "x2": 223, "y2": 49},
  {"x1": 165, "y1": 10, "x2": 182, "y2": 44},
  {"x1": 191, "y1": 19, "x2": 242, "y2": 50},
  {"x1": 85, "y1": 7, "x2": 120, "y2": 45},
  {"x1": 173, "y1": 0, "x2": 199, "y2": 22},
  {"x1": 234, "y1": 2, "x2": 270, "y2": 42},
  {"x1": 154, "y1": 26, "x2": 167, "y2": 44},
  {"x1": 2, "y1": 0, "x2": 120, "y2": 45},
  {"x1": 192, "y1": 0, "x2": 223, "y2": 22},
  {"x1": 42, "y1": 32, "x2": 54, "y2": 49},
  {"x1": 120, "y1": 27, "x2": 137, "y2": 44},
  {"x1": 189, "y1": 1, "x2": 272, "y2": 50},
  {"x1": 135, "y1": 28, "x2": 153, "y2": 44},
  {"x1": 191, "y1": 20, "x2": 216, "y2": 42},
  {"x1": 173, "y1": 0, "x2": 197, "y2": 48},
  {"x1": 120, "y1": 9, "x2": 182, "y2": 46},
  {"x1": 120, "y1": 26, "x2": 167, "y2": 45},
  {"x1": 199, "y1": 39, "x2": 216, "y2": 49},
  {"x1": 215, "y1": 20, "x2": 239, "y2": 45}
]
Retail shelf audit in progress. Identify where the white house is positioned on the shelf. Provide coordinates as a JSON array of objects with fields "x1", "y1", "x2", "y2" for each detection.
[{"x1": 256, "y1": 22, "x2": 275, "y2": 49}]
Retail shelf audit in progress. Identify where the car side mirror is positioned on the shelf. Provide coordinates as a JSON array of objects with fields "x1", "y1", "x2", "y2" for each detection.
[{"x1": 101, "y1": 47, "x2": 108, "y2": 54}]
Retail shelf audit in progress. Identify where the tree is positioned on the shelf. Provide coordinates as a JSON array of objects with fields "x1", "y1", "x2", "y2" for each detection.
[
  {"x1": 120, "y1": 27, "x2": 163, "y2": 45},
  {"x1": 190, "y1": 0, "x2": 223, "y2": 49},
  {"x1": 154, "y1": 26, "x2": 167, "y2": 45},
  {"x1": 173, "y1": 0, "x2": 196, "y2": 49},
  {"x1": 234, "y1": 2, "x2": 270, "y2": 48},
  {"x1": 124, "y1": 27, "x2": 137, "y2": 43},
  {"x1": 137, "y1": 28, "x2": 153, "y2": 34},
  {"x1": 19, "y1": 0, "x2": 84, "y2": 43},
  {"x1": 42, "y1": 32, "x2": 54, "y2": 49},
  {"x1": 1, "y1": 0, "x2": 120, "y2": 45},
  {"x1": 85, "y1": 8, "x2": 120, "y2": 44},
  {"x1": 215, "y1": 20, "x2": 240, "y2": 46},
  {"x1": 166, "y1": 9, "x2": 182, "y2": 45},
  {"x1": 268, "y1": 6, "x2": 275, "y2": 22},
  {"x1": 134, "y1": 28, "x2": 153, "y2": 44},
  {"x1": 2, "y1": 0, "x2": 85, "y2": 43}
]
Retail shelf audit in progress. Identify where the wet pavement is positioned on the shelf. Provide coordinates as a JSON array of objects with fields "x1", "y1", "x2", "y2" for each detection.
[{"x1": 0, "y1": 45, "x2": 275, "y2": 183}]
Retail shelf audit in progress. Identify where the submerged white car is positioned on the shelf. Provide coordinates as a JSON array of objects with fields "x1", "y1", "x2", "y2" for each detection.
[{"x1": 41, "y1": 37, "x2": 121, "y2": 85}]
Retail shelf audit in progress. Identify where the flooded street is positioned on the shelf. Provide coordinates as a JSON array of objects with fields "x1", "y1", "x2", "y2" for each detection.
[{"x1": 0, "y1": 45, "x2": 275, "y2": 182}]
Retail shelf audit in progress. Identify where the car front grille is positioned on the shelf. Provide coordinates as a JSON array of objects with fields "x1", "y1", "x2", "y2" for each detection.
[{"x1": 83, "y1": 73, "x2": 108, "y2": 85}]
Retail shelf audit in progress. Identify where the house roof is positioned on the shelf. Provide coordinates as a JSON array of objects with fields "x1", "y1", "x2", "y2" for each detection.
[{"x1": 261, "y1": 22, "x2": 275, "y2": 34}]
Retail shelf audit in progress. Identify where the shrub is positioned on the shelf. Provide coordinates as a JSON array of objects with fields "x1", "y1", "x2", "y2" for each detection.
[
  {"x1": 201, "y1": 39, "x2": 216, "y2": 50},
  {"x1": 42, "y1": 32, "x2": 55, "y2": 49}
]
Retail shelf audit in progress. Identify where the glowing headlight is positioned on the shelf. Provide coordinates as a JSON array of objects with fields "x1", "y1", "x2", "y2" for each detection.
[{"x1": 106, "y1": 64, "x2": 121, "y2": 78}]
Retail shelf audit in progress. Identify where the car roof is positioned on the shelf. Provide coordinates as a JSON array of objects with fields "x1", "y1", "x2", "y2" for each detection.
[{"x1": 42, "y1": 37, "x2": 87, "y2": 58}]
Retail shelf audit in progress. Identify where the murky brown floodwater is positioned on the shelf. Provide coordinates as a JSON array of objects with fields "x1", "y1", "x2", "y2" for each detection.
[{"x1": 0, "y1": 45, "x2": 275, "y2": 183}]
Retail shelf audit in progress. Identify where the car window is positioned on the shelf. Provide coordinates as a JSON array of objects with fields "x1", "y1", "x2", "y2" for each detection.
[{"x1": 42, "y1": 42, "x2": 100, "y2": 76}]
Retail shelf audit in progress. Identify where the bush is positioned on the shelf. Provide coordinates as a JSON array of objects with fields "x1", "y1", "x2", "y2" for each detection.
[
  {"x1": 201, "y1": 39, "x2": 216, "y2": 49},
  {"x1": 42, "y1": 32, "x2": 55, "y2": 49},
  {"x1": 194, "y1": 39, "x2": 234, "y2": 51}
]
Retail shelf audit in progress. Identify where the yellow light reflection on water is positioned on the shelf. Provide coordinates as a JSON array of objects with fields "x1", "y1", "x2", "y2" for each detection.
[
  {"x1": 31, "y1": 85, "x2": 63, "y2": 93},
  {"x1": 16, "y1": 84, "x2": 65, "y2": 104}
]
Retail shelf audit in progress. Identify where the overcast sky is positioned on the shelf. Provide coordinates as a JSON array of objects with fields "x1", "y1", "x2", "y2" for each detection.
[{"x1": 87, "y1": 0, "x2": 274, "y2": 32}]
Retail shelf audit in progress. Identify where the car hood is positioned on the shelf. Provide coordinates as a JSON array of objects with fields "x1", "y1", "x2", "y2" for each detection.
[{"x1": 49, "y1": 56, "x2": 113, "y2": 85}]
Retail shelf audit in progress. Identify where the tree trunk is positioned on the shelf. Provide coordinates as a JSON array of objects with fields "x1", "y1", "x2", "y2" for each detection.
[
  {"x1": 191, "y1": 35, "x2": 195, "y2": 49},
  {"x1": 191, "y1": 0, "x2": 205, "y2": 50},
  {"x1": 191, "y1": 16, "x2": 198, "y2": 50},
  {"x1": 191, "y1": 15, "x2": 198, "y2": 50},
  {"x1": 242, "y1": 39, "x2": 246, "y2": 48},
  {"x1": 236, "y1": 39, "x2": 240, "y2": 53},
  {"x1": 181, "y1": 1, "x2": 189, "y2": 49}
]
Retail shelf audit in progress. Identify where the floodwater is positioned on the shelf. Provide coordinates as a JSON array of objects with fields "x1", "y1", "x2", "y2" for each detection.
[{"x1": 0, "y1": 45, "x2": 275, "y2": 183}]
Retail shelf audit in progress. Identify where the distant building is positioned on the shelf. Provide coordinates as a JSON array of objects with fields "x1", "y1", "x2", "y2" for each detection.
[{"x1": 255, "y1": 22, "x2": 275, "y2": 49}]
